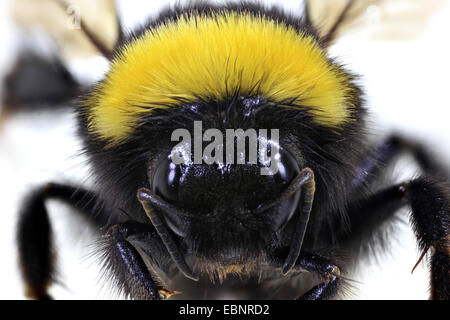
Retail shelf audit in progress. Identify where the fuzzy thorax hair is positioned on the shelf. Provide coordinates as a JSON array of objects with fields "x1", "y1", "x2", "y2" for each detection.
[{"x1": 85, "y1": 10, "x2": 358, "y2": 145}]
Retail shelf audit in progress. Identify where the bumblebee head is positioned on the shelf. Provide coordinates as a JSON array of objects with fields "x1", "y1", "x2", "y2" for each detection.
[{"x1": 81, "y1": 5, "x2": 364, "y2": 282}]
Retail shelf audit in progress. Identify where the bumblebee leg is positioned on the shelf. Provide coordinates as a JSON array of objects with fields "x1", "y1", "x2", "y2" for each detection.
[
  {"x1": 299, "y1": 274, "x2": 339, "y2": 300},
  {"x1": 270, "y1": 251, "x2": 341, "y2": 300},
  {"x1": 407, "y1": 177, "x2": 450, "y2": 300},
  {"x1": 17, "y1": 183, "x2": 105, "y2": 299},
  {"x1": 352, "y1": 135, "x2": 448, "y2": 190},
  {"x1": 296, "y1": 252, "x2": 342, "y2": 300},
  {"x1": 340, "y1": 178, "x2": 450, "y2": 300},
  {"x1": 102, "y1": 222, "x2": 176, "y2": 300},
  {"x1": 331, "y1": 185, "x2": 408, "y2": 245}
]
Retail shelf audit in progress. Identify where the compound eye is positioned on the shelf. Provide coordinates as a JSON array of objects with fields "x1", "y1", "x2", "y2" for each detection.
[
  {"x1": 270, "y1": 149, "x2": 301, "y2": 230},
  {"x1": 152, "y1": 157, "x2": 188, "y2": 237},
  {"x1": 152, "y1": 157, "x2": 182, "y2": 203},
  {"x1": 273, "y1": 148, "x2": 300, "y2": 184}
]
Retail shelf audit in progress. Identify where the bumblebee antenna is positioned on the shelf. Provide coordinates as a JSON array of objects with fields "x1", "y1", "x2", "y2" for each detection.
[
  {"x1": 138, "y1": 188, "x2": 199, "y2": 282},
  {"x1": 252, "y1": 168, "x2": 312, "y2": 215},
  {"x1": 320, "y1": 0, "x2": 356, "y2": 46},
  {"x1": 136, "y1": 190, "x2": 198, "y2": 218},
  {"x1": 302, "y1": 0, "x2": 313, "y2": 28},
  {"x1": 281, "y1": 168, "x2": 316, "y2": 275},
  {"x1": 55, "y1": 0, "x2": 116, "y2": 60}
]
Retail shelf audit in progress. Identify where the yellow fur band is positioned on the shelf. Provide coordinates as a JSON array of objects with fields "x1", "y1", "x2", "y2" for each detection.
[{"x1": 85, "y1": 10, "x2": 357, "y2": 144}]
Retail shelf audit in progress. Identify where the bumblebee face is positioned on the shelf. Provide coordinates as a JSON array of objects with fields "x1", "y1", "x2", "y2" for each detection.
[
  {"x1": 151, "y1": 145, "x2": 301, "y2": 265},
  {"x1": 78, "y1": 4, "x2": 364, "y2": 283}
]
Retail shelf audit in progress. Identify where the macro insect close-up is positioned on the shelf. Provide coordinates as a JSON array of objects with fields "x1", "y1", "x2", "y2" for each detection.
[{"x1": 0, "y1": 0, "x2": 449, "y2": 301}]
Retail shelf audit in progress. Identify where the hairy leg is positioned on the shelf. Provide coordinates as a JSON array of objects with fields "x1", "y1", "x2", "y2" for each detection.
[
  {"x1": 352, "y1": 135, "x2": 448, "y2": 191},
  {"x1": 100, "y1": 222, "x2": 176, "y2": 300},
  {"x1": 338, "y1": 178, "x2": 449, "y2": 299},
  {"x1": 16, "y1": 183, "x2": 173, "y2": 300},
  {"x1": 17, "y1": 183, "x2": 105, "y2": 299},
  {"x1": 270, "y1": 250, "x2": 341, "y2": 300},
  {"x1": 344, "y1": 134, "x2": 449, "y2": 299}
]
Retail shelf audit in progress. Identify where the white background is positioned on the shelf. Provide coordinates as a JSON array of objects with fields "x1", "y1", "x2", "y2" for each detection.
[{"x1": 1, "y1": 0, "x2": 449, "y2": 299}]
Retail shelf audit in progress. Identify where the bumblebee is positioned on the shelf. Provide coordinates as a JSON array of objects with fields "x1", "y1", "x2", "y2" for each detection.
[{"x1": 11, "y1": 0, "x2": 450, "y2": 300}]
